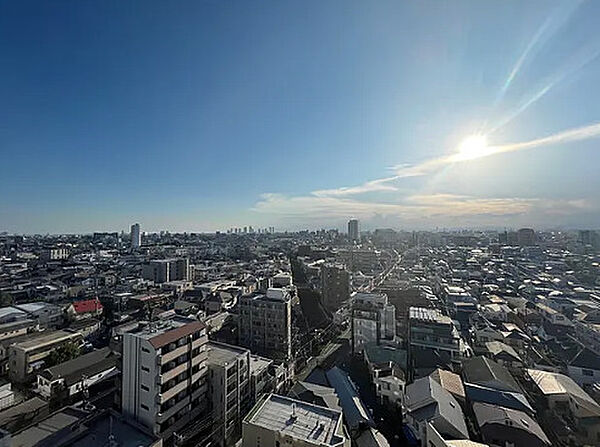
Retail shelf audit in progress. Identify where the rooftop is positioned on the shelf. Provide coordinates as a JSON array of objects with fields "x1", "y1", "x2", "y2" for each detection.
[
  {"x1": 527, "y1": 369, "x2": 600, "y2": 417},
  {"x1": 127, "y1": 316, "x2": 205, "y2": 349},
  {"x1": 207, "y1": 341, "x2": 249, "y2": 366},
  {"x1": 13, "y1": 330, "x2": 80, "y2": 352},
  {"x1": 245, "y1": 394, "x2": 345, "y2": 446},
  {"x1": 409, "y1": 307, "x2": 452, "y2": 324}
]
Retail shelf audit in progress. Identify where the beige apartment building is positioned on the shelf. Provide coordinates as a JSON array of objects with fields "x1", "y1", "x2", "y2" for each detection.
[
  {"x1": 8, "y1": 330, "x2": 82, "y2": 383},
  {"x1": 121, "y1": 316, "x2": 209, "y2": 441}
]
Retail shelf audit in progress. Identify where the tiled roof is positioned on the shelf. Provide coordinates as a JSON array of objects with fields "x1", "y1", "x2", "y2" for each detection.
[{"x1": 72, "y1": 299, "x2": 102, "y2": 314}]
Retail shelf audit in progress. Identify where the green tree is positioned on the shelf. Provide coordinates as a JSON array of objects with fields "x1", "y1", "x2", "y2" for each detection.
[
  {"x1": 0, "y1": 291, "x2": 13, "y2": 307},
  {"x1": 46, "y1": 342, "x2": 80, "y2": 367}
]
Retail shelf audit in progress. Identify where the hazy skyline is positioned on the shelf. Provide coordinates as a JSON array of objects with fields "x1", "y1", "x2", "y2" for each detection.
[{"x1": 2, "y1": 1, "x2": 600, "y2": 233}]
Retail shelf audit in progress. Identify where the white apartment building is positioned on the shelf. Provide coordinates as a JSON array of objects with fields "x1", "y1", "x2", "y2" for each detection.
[
  {"x1": 122, "y1": 316, "x2": 209, "y2": 441},
  {"x1": 242, "y1": 394, "x2": 350, "y2": 447},
  {"x1": 207, "y1": 341, "x2": 251, "y2": 446},
  {"x1": 351, "y1": 293, "x2": 396, "y2": 354}
]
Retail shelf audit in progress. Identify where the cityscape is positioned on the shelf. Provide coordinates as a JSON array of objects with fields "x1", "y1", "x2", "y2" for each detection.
[
  {"x1": 0, "y1": 224, "x2": 599, "y2": 447},
  {"x1": 3, "y1": 1, "x2": 600, "y2": 447}
]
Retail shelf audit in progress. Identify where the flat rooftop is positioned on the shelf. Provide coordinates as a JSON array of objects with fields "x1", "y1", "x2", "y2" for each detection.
[
  {"x1": 207, "y1": 341, "x2": 249, "y2": 365},
  {"x1": 409, "y1": 307, "x2": 452, "y2": 324},
  {"x1": 14, "y1": 330, "x2": 79, "y2": 352},
  {"x1": 246, "y1": 394, "x2": 344, "y2": 446},
  {"x1": 127, "y1": 316, "x2": 205, "y2": 349}
]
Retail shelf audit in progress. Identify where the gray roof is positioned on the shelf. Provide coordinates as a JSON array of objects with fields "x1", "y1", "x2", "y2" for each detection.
[
  {"x1": 245, "y1": 394, "x2": 345, "y2": 447},
  {"x1": 40, "y1": 347, "x2": 117, "y2": 386},
  {"x1": 472, "y1": 402, "x2": 550, "y2": 445},
  {"x1": 290, "y1": 381, "x2": 342, "y2": 412},
  {"x1": 404, "y1": 375, "x2": 469, "y2": 439},
  {"x1": 462, "y1": 356, "x2": 521, "y2": 393},
  {"x1": 465, "y1": 383, "x2": 534, "y2": 414},
  {"x1": 363, "y1": 343, "x2": 407, "y2": 370}
]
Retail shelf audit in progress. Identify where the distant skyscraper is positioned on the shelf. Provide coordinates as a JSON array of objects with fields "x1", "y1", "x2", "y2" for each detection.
[
  {"x1": 517, "y1": 228, "x2": 536, "y2": 246},
  {"x1": 130, "y1": 223, "x2": 141, "y2": 248},
  {"x1": 348, "y1": 219, "x2": 359, "y2": 241}
]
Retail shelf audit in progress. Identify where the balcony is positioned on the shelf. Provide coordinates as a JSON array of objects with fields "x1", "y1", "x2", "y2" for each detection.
[
  {"x1": 157, "y1": 396, "x2": 189, "y2": 423},
  {"x1": 191, "y1": 381, "x2": 208, "y2": 400},
  {"x1": 191, "y1": 350, "x2": 208, "y2": 367},
  {"x1": 191, "y1": 335, "x2": 208, "y2": 350},
  {"x1": 160, "y1": 379, "x2": 188, "y2": 404},
  {"x1": 161, "y1": 345, "x2": 188, "y2": 364},
  {"x1": 161, "y1": 362, "x2": 188, "y2": 384},
  {"x1": 191, "y1": 366, "x2": 208, "y2": 385}
]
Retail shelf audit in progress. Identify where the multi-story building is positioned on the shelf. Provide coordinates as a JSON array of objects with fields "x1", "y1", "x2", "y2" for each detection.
[
  {"x1": 517, "y1": 228, "x2": 536, "y2": 246},
  {"x1": 207, "y1": 341, "x2": 251, "y2": 446},
  {"x1": 142, "y1": 258, "x2": 190, "y2": 284},
  {"x1": 408, "y1": 307, "x2": 465, "y2": 378},
  {"x1": 351, "y1": 293, "x2": 396, "y2": 354},
  {"x1": 121, "y1": 316, "x2": 209, "y2": 441},
  {"x1": 8, "y1": 330, "x2": 83, "y2": 383},
  {"x1": 242, "y1": 394, "x2": 349, "y2": 447},
  {"x1": 321, "y1": 264, "x2": 350, "y2": 311},
  {"x1": 238, "y1": 288, "x2": 292, "y2": 360},
  {"x1": 348, "y1": 219, "x2": 359, "y2": 242},
  {"x1": 41, "y1": 247, "x2": 69, "y2": 261},
  {"x1": 131, "y1": 223, "x2": 141, "y2": 249}
]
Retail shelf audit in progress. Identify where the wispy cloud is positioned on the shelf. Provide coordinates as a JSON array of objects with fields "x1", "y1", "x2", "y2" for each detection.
[
  {"x1": 252, "y1": 192, "x2": 593, "y2": 225},
  {"x1": 311, "y1": 176, "x2": 399, "y2": 197}
]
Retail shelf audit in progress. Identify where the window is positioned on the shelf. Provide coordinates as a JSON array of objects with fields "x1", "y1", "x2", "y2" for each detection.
[
  {"x1": 583, "y1": 369, "x2": 594, "y2": 377},
  {"x1": 141, "y1": 404, "x2": 149, "y2": 411},
  {"x1": 142, "y1": 347, "x2": 150, "y2": 353},
  {"x1": 141, "y1": 366, "x2": 150, "y2": 373},
  {"x1": 141, "y1": 385, "x2": 149, "y2": 392}
]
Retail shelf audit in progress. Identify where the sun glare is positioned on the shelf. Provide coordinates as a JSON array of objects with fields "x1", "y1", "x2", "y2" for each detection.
[{"x1": 456, "y1": 134, "x2": 489, "y2": 161}]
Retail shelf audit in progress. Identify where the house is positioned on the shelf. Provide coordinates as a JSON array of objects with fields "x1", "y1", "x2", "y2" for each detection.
[
  {"x1": 472, "y1": 402, "x2": 550, "y2": 447},
  {"x1": 462, "y1": 356, "x2": 521, "y2": 394},
  {"x1": 568, "y1": 348, "x2": 600, "y2": 387},
  {"x1": 527, "y1": 368, "x2": 600, "y2": 445},
  {"x1": 426, "y1": 423, "x2": 489, "y2": 447},
  {"x1": 36, "y1": 348, "x2": 118, "y2": 400},
  {"x1": 429, "y1": 368, "x2": 466, "y2": 405},
  {"x1": 484, "y1": 341, "x2": 522, "y2": 369},
  {"x1": 66, "y1": 299, "x2": 103, "y2": 321},
  {"x1": 404, "y1": 375, "x2": 469, "y2": 445}
]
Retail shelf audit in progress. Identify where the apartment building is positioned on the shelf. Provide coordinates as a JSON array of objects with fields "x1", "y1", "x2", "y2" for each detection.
[
  {"x1": 142, "y1": 258, "x2": 190, "y2": 284},
  {"x1": 242, "y1": 393, "x2": 350, "y2": 447},
  {"x1": 408, "y1": 307, "x2": 465, "y2": 378},
  {"x1": 207, "y1": 341, "x2": 251, "y2": 446},
  {"x1": 320, "y1": 264, "x2": 350, "y2": 311},
  {"x1": 8, "y1": 330, "x2": 83, "y2": 383},
  {"x1": 351, "y1": 293, "x2": 396, "y2": 354},
  {"x1": 121, "y1": 316, "x2": 209, "y2": 441},
  {"x1": 238, "y1": 288, "x2": 292, "y2": 360}
]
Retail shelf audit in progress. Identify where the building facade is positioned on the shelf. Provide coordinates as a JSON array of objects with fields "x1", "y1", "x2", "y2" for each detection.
[
  {"x1": 238, "y1": 288, "x2": 292, "y2": 360},
  {"x1": 351, "y1": 293, "x2": 396, "y2": 354},
  {"x1": 320, "y1": 264, "x2": 350, "y2": 311},
  {"x1": 121, "y1": 316, "x2": 209, "y2": 441},
  {"x1": 131, "y1": 223, "x2": 141, "y2": 249},
  {"x1": 207, "y1": 341, "x2": 251, "y2": 446}
]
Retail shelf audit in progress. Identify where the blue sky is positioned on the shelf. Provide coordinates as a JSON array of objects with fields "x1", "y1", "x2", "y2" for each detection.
[{"x1": 2, "y1": 1, "x2": 600, "y2": 233}]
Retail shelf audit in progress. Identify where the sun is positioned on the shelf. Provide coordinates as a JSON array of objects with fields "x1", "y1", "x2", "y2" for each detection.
[{"x1": 456, "y1": 134, "x2": 489, "y2": 161}]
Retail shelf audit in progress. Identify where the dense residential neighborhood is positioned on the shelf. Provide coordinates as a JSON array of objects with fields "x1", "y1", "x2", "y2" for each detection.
[{"x1": 0, "y1": 224, "x2": 598, "y2": 446}]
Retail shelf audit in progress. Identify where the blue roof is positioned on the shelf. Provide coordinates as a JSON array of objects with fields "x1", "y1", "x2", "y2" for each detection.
[
  {"x1": 465, "y1": 383, "x2": 534, "y2": 414},
  {"x1": 325, "y1": 367, "x2": 374, "y2": 430}
]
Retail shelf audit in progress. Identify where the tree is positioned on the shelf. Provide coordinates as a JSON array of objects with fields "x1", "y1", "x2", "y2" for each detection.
[
  {"x1": 0, "y1": 291, "x2": 13, "y2": 307},
  {"x1": 46, "y1": 342, "x2": 80, "y2": 367}
]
